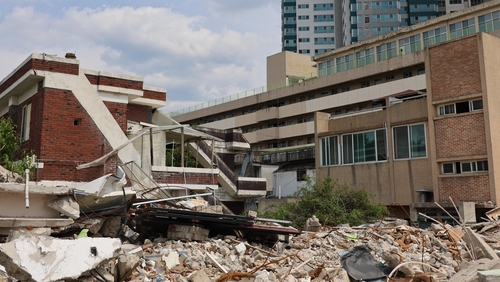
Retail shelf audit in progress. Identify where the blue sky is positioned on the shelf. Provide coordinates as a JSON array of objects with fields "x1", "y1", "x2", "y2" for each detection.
[{"x1": 0, "y1": 0, "x2": 281, "y2": 112}]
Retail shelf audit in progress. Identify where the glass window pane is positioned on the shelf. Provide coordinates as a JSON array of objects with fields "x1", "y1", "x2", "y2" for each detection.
[
  {"x1": 343, "y1": 135, "x2": 353, "y2": 164},
  {"x1": 462, "y1": 162, "x2": 472, "y2": 172},
  {"x1": 394, "y1": 126, "x2": 409, "y2": 159},
  {"x1": 329, "y1": 136, "x2": 339, "y2": 165},
  {"x1": 376, "y1": 129, "x2": 387, "y2": 161},
  {"x1": 354, "y1": 132, "x2": 376, "y2": 162},
  {"x1": 443, "y1": 163, "x2": 454, "y2": 174},
  {"x1": 410, "y1": 124, "x2": 426, "y2": 158},
  {"x1": 321, "y1": 138, "x2": 329, "y2": 166}
]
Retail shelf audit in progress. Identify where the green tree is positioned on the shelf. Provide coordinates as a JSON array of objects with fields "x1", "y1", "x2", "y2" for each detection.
[
  {"x1": 0, "y1": 117, "x2": 35, "y2": 178},
  {"x1": 262, "y1": 176, "x2": 388, "y2": 228},
  {"x1": 165, "y1": 146, "x2": 199, "y2": 167}
]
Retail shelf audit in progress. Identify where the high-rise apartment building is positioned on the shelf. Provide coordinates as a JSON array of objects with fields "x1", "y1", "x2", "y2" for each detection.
[
  {"x1": 282, "y1": 0, "x2": 489, "y2": 53},
  {"x1": 282, "y1": 0, "x2": 342, "y2": 55}
]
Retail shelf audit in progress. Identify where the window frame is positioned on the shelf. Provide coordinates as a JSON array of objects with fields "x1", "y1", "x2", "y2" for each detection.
[{"x1": 393, "y1": 123, "x2": 427, "y2": 160}]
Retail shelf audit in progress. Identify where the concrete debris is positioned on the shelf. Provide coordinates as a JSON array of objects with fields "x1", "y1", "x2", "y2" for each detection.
[
  {"x1": 0, "y1": 230, "x2": 121, "y2": 282},
  {"x1": 303, "y1": 215, "x2": 322, "y2": 232},
  {"x1": 0, "y1": 165, "x2": 23, "y2": 183},
  {"x1": 4, "y1": 216, "x2": 500, "y2": 281},
  {"x1": 47, "y1": 195, "x2": 80, "y2": 219}
]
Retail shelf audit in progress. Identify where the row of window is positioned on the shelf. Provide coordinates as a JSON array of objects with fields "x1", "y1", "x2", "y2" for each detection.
[
  {"x1": 299, "y1": 48, "x2": 333, "y2": 55},
  {"x1": 316, "y1": 10, "x2": 500, "y2": 78},
  {"x1": 438, "y1": 99, "x2": 483, "y2": 116},
  {"x1": 298, "y1": 15, "x2": 334, "y2": 22},
  {"x1": 320, "y1": 124, "x2": 426, "y2": 166},
  {"x1": 442, "y1": 160, "x2": 488, "y2": 174}
]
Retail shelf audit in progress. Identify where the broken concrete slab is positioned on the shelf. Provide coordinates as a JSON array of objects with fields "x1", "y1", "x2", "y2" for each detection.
[
  {"x1": 0, "y1": 231, "x2": 121, "y2": 282},
  {"x1": 99, "y1": 215, "x2": 122, "y2": 237},
  {"x1": 47, "y1": 195, "x2": 80, "y2": 219}
]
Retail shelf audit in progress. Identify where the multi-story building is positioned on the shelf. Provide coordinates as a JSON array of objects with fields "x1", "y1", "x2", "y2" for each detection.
[
  {"x1": 282, "y1": 0, "x2": 344, "y2": 55},
  {"x1": 282, "y1": 0, "x2": 490, "y2": 54},
  {"x1": 172, "y1": 1, "x2": 500, "y2": 218}
]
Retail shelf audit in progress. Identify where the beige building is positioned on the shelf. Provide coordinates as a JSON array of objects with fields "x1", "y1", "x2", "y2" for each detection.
[{"x1": 172, "y1": 1, "x2": 500, "y2": 220}]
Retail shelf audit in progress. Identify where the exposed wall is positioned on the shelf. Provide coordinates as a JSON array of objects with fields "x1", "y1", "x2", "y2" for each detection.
[
  {"x1": 315, "y1": 97, "x2": 432, "y2": 205},
  {"x1": 427, "y1": 35, "x2": 489, "y2": 202}
]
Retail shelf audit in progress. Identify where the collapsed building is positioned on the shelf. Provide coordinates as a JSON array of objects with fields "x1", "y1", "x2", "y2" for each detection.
[{"x1": 0, "y1": 52, "x2": 269, "y2": 231}]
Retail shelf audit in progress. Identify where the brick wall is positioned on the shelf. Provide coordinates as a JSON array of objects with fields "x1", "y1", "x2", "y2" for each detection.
[
  {"x1": 0, "y1": 58, "x2": 78, "y2": 94},
  {"x1": 152, "y1": 171, "x2": 218, "y2": 185},
  {"x1": 143, "y1": 89, "x2": 166, "y2": 102},
  {"x1": 104, "y1": 101, "x2": 128, "y2": 133},
  {"x1": 96, "y1": 76, "x2": 142, "y2": 90},
  {"x1": 438, "y1": 175, "x2": 489, "y2": 202},
  {"x1": 33, "y1": 88, "x2": 112, "y2": 181},
  {"x1": 127, "y1": 104, "x2": 151, "y2": 123},
  {"x1": 429, "y1": 36, "x2": 482, "y2": 101},
  {"x1": 434, "y1": 113, "x2": 487, "y2": 159}
]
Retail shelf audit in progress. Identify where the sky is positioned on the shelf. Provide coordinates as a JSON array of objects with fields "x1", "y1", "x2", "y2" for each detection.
[{"x1": 0, "y1": 0, "x2": 281, "y2": 113}]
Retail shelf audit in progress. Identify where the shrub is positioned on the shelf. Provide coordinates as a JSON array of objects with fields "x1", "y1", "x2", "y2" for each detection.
[
  {"x1": 263, "y1": 176, "x2": 388, "y2": 228},
  {"x1": 0, "y1": 117, "x2": 35, "y2": 178}
]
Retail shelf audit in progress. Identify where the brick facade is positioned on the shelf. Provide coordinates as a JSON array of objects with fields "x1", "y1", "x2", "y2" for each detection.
[
  {"x1": 0, "y1": 58, "x2": 78, "y2": 94},
  {"x1": 438, "y1": 175, "x2": 490, "y2": 202},
  {"x1": 143, "y1": 89, "x2": 166, "y2": 102},
  {"x1": 434, "y1": 113, "x2": 487, "y2": 159},
  {"x1": 86, "y1": 75, "x2": 143, "y2": 90},
  {"x1": 127, "y1": 104, "x2": 151, "y2": 123},
  {"x1": 22, "y1": 88, "x2": 113, "y2": 181},
  {"x1": 104, "y1": 101, "x2": 128, "y2": 133},
  {"x1": 429, "y1": 36, "x2": 482, "y2": 101}
]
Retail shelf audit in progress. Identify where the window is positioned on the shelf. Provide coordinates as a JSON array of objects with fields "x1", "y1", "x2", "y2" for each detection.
[
  {"x1": 343, "y1": 129, "x2": 387, "y2": 164},
  {"x1": 298, "y1": 15, "x2": 309, "y2": 20},
  {"x1": 313, "y1": 3, "x2": 334, "y2": 11},
  {"x1": 393, "y1": 124, "x2": 427, "y2": 159},
  {"x1": 438, "y1": 99, "x2": 483, "y2": 115},
  {"x1": 336, "y1": 54, "x2": 354, "y2": 72},
  {"x1": 20, "y1": 103, "x2": 32, "y2": 141},
  {"x1": 372, "y1": 13, "x2": 398, "y2": 23},
  {"x1": 442, "y1": 160, "x2": 488, "y2": 174},
  {"x1": 341, "y1": 86, "x2": 350, "y2": 92},
  {"x1": 399, "y1": 34, "x2": 421, "y2": 54},
  {"x1": 314, "y1": 37, "x2": 334, "y2": 45},
  {"x1": 331, "y1": 88, "x2": 338, "y2": 94},
  {"x1": 361, "y1": 81, "x2": 370, "y2": 88},
  {"x1": 299, "y1": 38, "x2": 310, "y2": 42},
  {"x1": 442, "y1": 163, "x2": 455, "y2": 174},
  {"x1": 375, "y1": 79, "x2": 382, "y2": 85},
  {"x1": 450, "y1": 18, "x2": 476, "y2": 40},
  {"x1": 297, "y1": 169, "x2": 308, "y2": 181},
  {"x1": 314, "y1": 15, "x2": 334, "y2": 22},
  {"x1": 386, "y1": 75, "x2": 394, "y2": 81},
  {"x1": 403, "y1": 71, "x2": 412, "y2": 78},
  {"x1": 321, "y1": 136, "x2": 340, "y2": 166},
  {"x1": 299, "y1": 49, "x2": 311, "y2": 54},
  {"x1": 365, "y1": 16, "x2": 370, "y2": 23},
  {"x1": 298, "y1": 26, "x2": 310, "y2": 31},
  {"x1": 321, "y1": 129, "x2": 387, "y2": 166},
  {"x1": 377, "y1": 41, "x2": 397, "y2": 61},
  {"x1": 298, "y1": 4, "x2": 309, "y2": 8},
  {"x1": 479, "y1": 11, "x2": 500, "y2": 33},
  {"x1": 356, "y1": 48, "x2": 375, "y2": 67},
  {"x1": 318, "y1": 60, "x2": 335, "y2": 77},
  {"x1": 423, "y1": 26, "x2": 447, "y2": 47},
  {"x1": 314, "y1": 26, "x2": 335, "y2": 33},
  {"x1": 288, "y1": 140, "x2": 295, "y2": 146}
]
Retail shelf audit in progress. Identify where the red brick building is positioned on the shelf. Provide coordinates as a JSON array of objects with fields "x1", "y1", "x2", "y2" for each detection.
[{"x1": 0, "y1": 53, "x2": 166, "y2": 182}]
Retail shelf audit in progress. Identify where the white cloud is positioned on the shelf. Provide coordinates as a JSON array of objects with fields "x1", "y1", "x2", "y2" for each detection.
[{"x1": 0, "y1": 3, "x2": 280, "y2": 113}]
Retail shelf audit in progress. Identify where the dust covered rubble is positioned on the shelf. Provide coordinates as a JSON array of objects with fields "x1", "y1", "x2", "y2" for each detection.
[{"x1": 2, "y1": 218, "x2": 500, "y2": 281}]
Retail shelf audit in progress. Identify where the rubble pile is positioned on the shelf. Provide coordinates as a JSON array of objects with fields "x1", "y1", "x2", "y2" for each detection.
[{"x1": 2, "y1": 217, "x2": 500, "y2": 282}]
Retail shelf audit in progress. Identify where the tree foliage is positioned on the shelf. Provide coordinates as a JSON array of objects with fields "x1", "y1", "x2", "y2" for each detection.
[
  {"x1": 0, "y1": 117, "x2": 35, "y2": 177},
  {"x1": 262, "y1": 176, "x2": 388, "y2": 228},
  {"x1": 165, "y1": 146, "x2": 199, "y2": 167}
]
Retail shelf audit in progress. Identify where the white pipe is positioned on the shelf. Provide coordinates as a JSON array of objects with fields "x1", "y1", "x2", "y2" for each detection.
[{"x1": 25, "y1": 169, "x2": 30, "y2": 209}]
